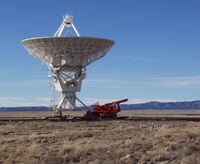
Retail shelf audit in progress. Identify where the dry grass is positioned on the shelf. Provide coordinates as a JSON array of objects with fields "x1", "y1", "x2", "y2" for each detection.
[{"x1": 1, "y1": 111, "x2": 200, "y2": 163}]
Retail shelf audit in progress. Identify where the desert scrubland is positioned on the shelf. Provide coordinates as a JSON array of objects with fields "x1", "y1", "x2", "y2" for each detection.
[{"x1": 0, "y1": 111, "x2": 200, "y2": 163}]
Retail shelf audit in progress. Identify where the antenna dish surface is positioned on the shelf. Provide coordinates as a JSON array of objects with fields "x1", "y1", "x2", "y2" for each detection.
[{"x1": 21, "y1": 37, "x2": 115, "y2": 69}]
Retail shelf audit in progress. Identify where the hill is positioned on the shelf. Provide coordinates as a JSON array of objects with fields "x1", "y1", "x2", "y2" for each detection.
[
  {"x1": 1, "y1": 100, "x2": 200, "y2": 112},
  {"x1": 121, "y1": 100, "x2": 200, "y2": 110}
]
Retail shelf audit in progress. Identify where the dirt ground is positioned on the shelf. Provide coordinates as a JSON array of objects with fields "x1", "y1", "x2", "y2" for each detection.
[{"x1": 1, "y1": 111, "x2": 200, "y2": 164}]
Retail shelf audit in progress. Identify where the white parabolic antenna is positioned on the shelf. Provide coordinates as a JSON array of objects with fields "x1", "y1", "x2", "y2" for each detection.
[{"x1": 21, "y1": 15, "x2": 115, "y2": 113}]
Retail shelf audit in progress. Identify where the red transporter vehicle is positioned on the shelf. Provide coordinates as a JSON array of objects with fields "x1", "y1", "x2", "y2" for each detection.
[{"x1": 84, "y1": 99, "x2": 128, "y2": 120}]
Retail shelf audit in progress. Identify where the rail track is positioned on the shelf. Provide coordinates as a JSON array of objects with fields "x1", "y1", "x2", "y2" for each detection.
[{"x1": 1, "y1": 116, "x2": 200, "y2": 122}]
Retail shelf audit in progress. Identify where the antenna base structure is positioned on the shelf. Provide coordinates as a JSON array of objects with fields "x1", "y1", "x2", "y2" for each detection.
[
  {"x1": 21, "y1": 15, "x2": 115, "y2": 113},
  {"x1": 50, "y1": 67, "x2": 86, "y2": 111}
]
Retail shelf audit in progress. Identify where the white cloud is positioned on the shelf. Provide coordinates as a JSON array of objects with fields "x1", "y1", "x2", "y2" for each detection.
[
  {"x1": 147, "y1": 76, "x2": 200, "y2": 88},
  {"x1": 127, "y1": 98, "x2": 178, "y2": 104},
  {"x1": 0, "y1": 79, "x2": 49, "y2": 87},
  {"x1": 79, "y1": 97, "x2": 180, "y2": 106},
  {"x1": 84, "y1": 75, "x2": 200, "y2": 89},
  {"x1": 0, "y1": 70, "x2": 47, "y2": 75},
  {"x1": 84, "y1": 78, "x2": 140, "y2": 89},
  {"x1": 0, "y1": 97, "x2": 50, "y2": 107},
  {"x1": 1, "y1": 75, "x2": 200, "y2": 107},
  {"x1": 0, "y1": 96, "x2": 181, "y2": 107}
]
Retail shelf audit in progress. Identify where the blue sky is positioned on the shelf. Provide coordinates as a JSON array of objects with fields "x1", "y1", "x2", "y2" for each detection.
[{"x1": 0, "y1": 0, "x2": 200, "y2": 106}]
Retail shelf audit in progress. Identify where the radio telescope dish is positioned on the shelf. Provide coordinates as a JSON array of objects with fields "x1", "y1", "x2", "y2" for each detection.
[
  {"x1": 21, "y1": 15, "x2": 115, "y2": 115},
  {"x1": 21, "y1": 37, "x2": 114, "y2": 70}
]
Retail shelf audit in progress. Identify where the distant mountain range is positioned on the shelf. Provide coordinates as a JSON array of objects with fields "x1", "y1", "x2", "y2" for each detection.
[
  {"x1": 121, "y1": 100, "x2": 200, "y2": 110},
  {"x1": 0, "y1": 106, "x2": 50, "y2": 112},
  {"x1": 1, "y1": 100, "x2": 200, "y2": 112}
]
